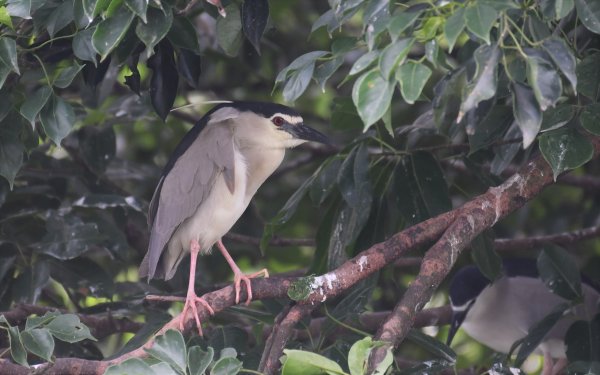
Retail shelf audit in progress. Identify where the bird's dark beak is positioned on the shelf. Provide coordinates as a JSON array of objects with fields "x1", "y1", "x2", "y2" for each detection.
[
  {"x1": 446, "y1": 311, "x2": 466, "y2": 346},
  {"x1": 282, "y1": 123, "x2": 332, "y2": 145}
]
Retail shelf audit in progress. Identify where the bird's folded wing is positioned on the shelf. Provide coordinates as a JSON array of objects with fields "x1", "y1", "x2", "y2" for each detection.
[{"x1": 140, "y1": 124, "x2": 236, "y2": 279}]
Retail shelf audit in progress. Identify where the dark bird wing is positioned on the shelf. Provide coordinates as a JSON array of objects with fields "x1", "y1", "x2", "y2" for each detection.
[{"x1": 139, "y1": 122, "x2": 236, "y2": 280}]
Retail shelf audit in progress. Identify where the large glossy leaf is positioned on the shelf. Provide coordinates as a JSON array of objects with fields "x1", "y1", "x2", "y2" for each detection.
[
  {"x1": 145, "y1": 329, "x2": 186, "y2": 374},
  {"x1": 577, "y1": 53, "x2": 600, "y2": 100},
  {"x1": 177, "y1": 48, "x2": 201, "y2": 89},
  {"x1": 314, "y1": 56, "x2": 343, "y2": 92},
  {"x1": 53, "y1": 63, "x2": 83, "y2": 88},
  {"x1": 378, "y1": 37, "x2": 413, "y2": 79},
  {"x1": 396, "y1": 60, "x2": 431, "y2": 104},
  {"x1": 46, "y1": 314, "x2": 96, "y2": 343},
  {"x1": 512, "y1": 303, "x2": 570, "y2": 367},
  {"x1": 45, "y1": 0, "x2": 74, "y2": 37},
  {"x1": 136, "y1": 7, "x2": 173, "y2": 58},
  {"x1": 125, "y1": 0, "x2": 147, "y2": 23},
  {"x1": 565, "y1": 314, "x2": 600, "y2": 362},
  {"x1": 6, "y1": 0, "x2": 45, "y2": 19},
  {"x1": 444, "y1": 7, "x2": 465, "y2": 52},
  {"x1": 188, "y1": 346, "x2": 213, "y2": 375},
  {"x1": 464, "y1": 3, "x2": 499, "y2": 44},
  {"x1": 211, "y1": 356, "x2": 243, "y2": 375},
  {"x1": 575, "y1": 0, "x2": 600, "y2": 34},
  {"x1": 432, "y1": 68, "x2": 466, "y2": 134},
  {"x1": 352, "y1": 69, "x2": 395, "y2": 129},
  {"x1": 21, "y1": 328, "x2": 54, "y2": 362},
  {"x1": 281, "y1": 349, "x2": 345, "y2": 375},
  {"x1": 242, "y1": 0, "x2": 269, "y2": 53},
  {"x1": 92, "y1": 7, "x2": 135, "y2": 60},
  {"x1": 581, "y1": 103, "x2": 600, "y2": 135},
  {"x1": 39, "y1": 94, "x2": 75, "y2": 146},
  {"x1": 349, "y1": 51, "x2": 378, "y2": 76},
  {"x1": 537, "y1": 245, "x2": 582, "y2": 300},
  {"x1": 348, "y1": 337, "x2": 373, "y2": 375},
  {"x1": 0, "y1": 315, "x2": 28, "y2": 366},
  {"x1": 0, "y1": 112, "x2": 25, "y2": 188},
  {"x1": 542, "y1": 38, "x2": 577, "y2": 92},
  {"x1": 468, "y1": 105, "x2": 513, "y2": 153},
  {"x1": 540, "y1": 103, "x2": 574, "y2": 131},
  {"x1": 458, "y1": 44, "x2": 500, "y2": 121},
  {"x1": 0, "y1": 37, "x2": 19, "y2": 74},
  {"x1": 147, "y1": 41, "x2": 178, "y2": 121},
  {"x1": 490, "y1": 122, "x2": 521, "y2": 175},
  {"x1": 73, "y1": 28, "x2": 97, "y2": 65},
  {"x1": 166, "y1": 16, "x2": 200, "y2": 54},
  {"x1": 525, "y1": 48, "x2": 562, "y2": 110},
  {"x1": 105, "y1": 358, "x2": 155, "y2": 375},
  {"x1": 276, "y1": 51, "x2": 328, "y2": 102},
  {"x1": 539, "y1": 127, "x2": 594, "y2": 180},
  {"x1": 217, "y1": 4, "x2": 242, "y2": 57},
  {"x1": 512, "y1": 82, "x2": 542, "y2": 149},
  {"x1": 387, "y1": 4, "x2": 427, "y2": 39}
]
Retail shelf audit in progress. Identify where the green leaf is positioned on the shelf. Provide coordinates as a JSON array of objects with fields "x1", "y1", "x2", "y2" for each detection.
[
  {"x1": 352, "y1": 69, "x2": 395, "y2": 130},
  {"x1": 216, "y1": 4, "x2": 242, "y2": 57},
  {"x1": 136, "y1": 7, "x2": 172, "y2": 58},
  {"x1": 152, "y1": 362, "x2": 179, "y2": 375},
  {"x1": 39, "y1": 94, "x2": 75, "y2": 146},
  {"x1": 53, "y1": 64, "x2": 83, "y2": 88},
  {"x1": 464, "y1": 3, "x2": 499, "y2": 44},
  {"x1": 542, "y1": 38, "x2": 577, "y2": 93},
  {"x1": 45, "y1": 0, "x2": 74, "y2": 38},
  {"x1": 105, "y1": 358, "x2": 155, "y2": 375},
  {"x1": 0, "y1": 7, "x2": 14, "y2": 28},
  {"x1": 20, "y1": 86, "x2": 52, "y2": 129},
  {"x1": 373, "y1": 346, "x2": 393, "y2": 375},
  {"x1": 6, "y1": 0, "x2": 45, "y2": 19},
  {"x1": 73, "y1": 28, "x2": 97, "y2": 65},
  {"x1": 349, "y1": 50, "x2": 379, "y2": 76},
  {"x1": 276, "y1": 51, "x2": 328, "y2": 102},
  {"x1": 444, "y1": 7, "x2": 465, "y2": 52},
  {"x1": 211, "y1": 356, "x2": 243, "y2": 375},
  {"x1": 378, "y1": 37, "x2": 413, "y2": 80},
  {"x1": 541, "y1": 103, "x2": 574, "y2": 131},
  {"x1": 433, "y1": 68, "x2": 466, "y2": 133},
  {"x1": 92, "y1": 7, "x2": 135, "y2": 60},
  {"x1": 275, "y1": 51, "x2": 327, "y2": 84},
  {"x1": 468, "y1": 105, "x2": 513, "y2": 153},
  {"x1": 407, "y1": 330, "x2": 457, "y2": 362},
  {"x1": 125, "y1": 0, "x2": 147, "y2": 23},
  {"x1": 46, "y1": 314, "x2": 96, "y2": 343},
  {"x1": 458, "y1": 44, "x2": 500, "y2": 121},
  {"x1": 512, "y1": 302, "x2": 571, "y2": 367},
  {"x1": 537, "y1": 245, "x2": 583, "y2": 300},
  {"x1": 576, "y1": 53, "x2": 600, "y2": 100},
  {"x1": 0, "y1": 315, "x2": 28, "y2": 366},
  {"x1": 348, "y1": 337, "x2": 373, "y2": 375},
  {"x1": 0, "y1": 111, "x2": 25, "y2": 188},
  {"x1": 470, "y1": 230, "x2": 502, "y2": 281},
  {"x1": 314, "y1": 56, "x2": 343, "y2": 92},
  {"x1": 575, "y1": 0, "x2": 600, "y2": 34},
  {"x1": 414, "y1": 16, "x2": 443, "y2": 42},
  {"x1": 387, "y1": 5, "x2": 426, "y2": 39},
  {"x1": 21, "y1": 328, "x2": 54, "y2": 362},
  {"x1": 12, "y1": 260, "x2": 49, "y2": 304},
  {"x1": 411, "y1": 151, "x2": 452, "y2": 217},
  {"x1": 581, "y1": 103, "x2": 600, "y2": 135},
  {"x1": 147, "y1": 41, "x2": 178, "y2": 121},
  {"x1": 25, "y1": 311, "x2": 60, "y2": 330},
  {"x1": 188, "y1": 346, "x2": 213, "y2": 375},
  {"x1": 166, "y1": 16, "x2": 200, "y2": 54},
  {"x1": 565, "y1": 314, "x2": 600, "y2": 362},
  {"x1": 525, "y1": 48, "x2": 562, "y2": 111},
  {"x1": 396, "y1": 60, "x2": 431, "y2": 105},
  {"x1": 281, "y1": 349, "x2": 345, "y2": 375},
  {"x1": 241, "y1": 0, "x2": 269, "y2": 53},
  {"x1": 144, "y1": 329, "x2": 187, "y2": 375},
  {"x1": 0, "y1": 37, "x2": 19, "y2": 74},
  {"x1": 512, "y1": 82, "x2": 542, "y2": 149},
  {"x1": 539, "y1": 127, "x2": 594, "y2": 180}
]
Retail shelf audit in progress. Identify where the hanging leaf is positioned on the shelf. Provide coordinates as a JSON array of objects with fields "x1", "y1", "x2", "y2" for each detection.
[
  {"x1": 147, "y1": 41, "x2": 179, "y2": 121},
  {"x1": 352, "y1": 69, "x2": 395, "y2": 130},
  {"x1": 216, "y1": 4, "x2": 243, "y2": 57},
  {"x1": 512, "y1": 82, "x2": 542, "y2": 149},
  {"x1": 125, "y1": 0, "x2": 147, "y2": 23},
  {"x1": 349, "y1": 50, "x2": 379, "y2": 76},
  {"x1": 378, "y1": 37, "x2": 413, "y2": 79},
  {"x1": 242, "y1": 0, "x2": 269, "y2": 54},
  {"x1": 92, "y1": 7, "x2": 135, "y2": 60},
  {"x1": 541, "y1": 38, "x2": 577, "y2": 93},
  {"x1": 20, "y1": 86, "x2": 52, "y2": 128},
  {"x1": 53, "y1": 63, "x2": 84, "y2": 88},
  {"x1": 21, "y1": 328, "x2": 54, "y2": 362},
  {"x1": 565, "y1": 314, "x2": 600, "y2": 362},
  {"x1": 539, "y1": 127, "x2": 594, "y2": 180},
  {"x1": 39, "y1": 94, "x2": 76, "y2": 146},
  {"x1": 575, "y1": 0, "x2": 600, "y2": 34},
  {"x1": 136, "y1": 7, "x2": 173, "y2": 58},
  {"x1": 444, "y1": 7, "x2": 465, "y2": 52},
  {"x1": 45, "y1": 0, "x2": 74, "y2": 38},
  {"x1": 73, "y1": 28, "x2": 97, "y2": 66},
  {"x1": 458, "y1": 44, "x2": 500, "y2": 121},
  {"x1": 177, "y1": 48, "x2": 201, "y2": 89},
  {"x1": 576, "y1": 53, "x2": 600, "y2": 100},
  {"x1": 537, "y1": 245, "x2": 582, "y2": 300},
  {"x1": 0, "y1": 315, "x2": 28, "y2": 366},
  {"x1": 46, "y1": 314, "x2": 96, "y2": 343},
  {"x1": 464, "y1": 3, "x2": 499, "y2": 44},
  {"x1": 387, "y1": 4, "x2": 427, "y2": 39},
  {"x1": 0, "y1": 37, "x2": 19, "y2": 74},
  {"x1": 167, "y1": 16, "x2": 201, "y2": 54},
  {"x1": 581, "y1": 103, "x2": 600, "y2": 135},
  {"x1": 525, "y1": 48, "x2": 562, "y2": 110},
  {"x1": 396, "y1": 61, "x2": 432, "y2": 105}
]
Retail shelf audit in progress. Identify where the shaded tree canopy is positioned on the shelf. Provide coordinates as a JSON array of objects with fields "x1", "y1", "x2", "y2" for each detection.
[{"x1": 0, "y1": 0, "x2": 600, "y2": 374}]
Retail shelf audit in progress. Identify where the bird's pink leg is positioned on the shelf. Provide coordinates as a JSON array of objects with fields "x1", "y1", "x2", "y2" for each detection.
[
  {"x1": 179, "y1": 239, "x2": 215, "y2": 335},
  {"x1": 216, "y1": 240, "x2": 269, "y2": 305}
]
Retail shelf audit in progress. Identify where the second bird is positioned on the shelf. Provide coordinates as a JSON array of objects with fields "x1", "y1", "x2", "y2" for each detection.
[{"x1": 139, "y1": 101, "x2": 330, "y2": 335}]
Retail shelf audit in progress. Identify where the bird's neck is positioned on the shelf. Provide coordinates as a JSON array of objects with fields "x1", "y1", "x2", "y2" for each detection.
[{"x1": 237, "y1": 145, "x2": 285, "y2": 196}]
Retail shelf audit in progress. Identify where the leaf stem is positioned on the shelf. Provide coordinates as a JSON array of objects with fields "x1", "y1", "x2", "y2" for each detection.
[
  {"x1": 31, "y1": 53, "x2": 53, "y2": 87},
  {"x1": 22, "y1": 33, "x2": 77, "y2": 52},
  {"x1": 324, "y1": 305, "x2": 371, "y2": 337}
]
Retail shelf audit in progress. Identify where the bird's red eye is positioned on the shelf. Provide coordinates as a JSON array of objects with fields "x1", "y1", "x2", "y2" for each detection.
[{"x1": 272, "y1": 116, "x2": 285, "y2": 127}]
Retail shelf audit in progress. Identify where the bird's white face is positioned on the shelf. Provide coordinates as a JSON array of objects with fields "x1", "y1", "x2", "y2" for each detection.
[{"x1": 268, "y1": 113, "x2": 308, "y2": 148}]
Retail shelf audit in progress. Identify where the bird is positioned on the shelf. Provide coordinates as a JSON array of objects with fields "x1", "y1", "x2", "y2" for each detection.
[
  {"x1": 446, "y1": 258, "x2": 600, "y2": 375},
  {"x1": 139, "y1": 101, "x2": 330, "y2": 335}
]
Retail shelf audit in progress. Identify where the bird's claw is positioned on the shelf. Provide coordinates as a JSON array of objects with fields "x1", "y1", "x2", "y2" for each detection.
[
  {"x1": 233, "y1": 268, "x2": 269, "y2": 305},
  {"x1": 179, "y1": 295, "x2": 215, "y2": 336}
]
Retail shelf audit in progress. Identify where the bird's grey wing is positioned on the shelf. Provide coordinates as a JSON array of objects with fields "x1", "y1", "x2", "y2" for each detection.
[{"x1": 140, "y1": 124, "x2": 236, "y2": 279}]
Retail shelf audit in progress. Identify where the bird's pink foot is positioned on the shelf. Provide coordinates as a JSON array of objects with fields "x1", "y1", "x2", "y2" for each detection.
[
  {"x1": 233, "y1": 268, "x2": 269, "y2": 305},
  {"x1": 179, "y1": 293, "x2": 215, "y2": 336}
]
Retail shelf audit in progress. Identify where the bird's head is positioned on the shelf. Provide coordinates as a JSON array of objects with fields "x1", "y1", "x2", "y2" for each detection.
[{"x1": 208, "y1": 101, "x2": 331, "y2": 149}]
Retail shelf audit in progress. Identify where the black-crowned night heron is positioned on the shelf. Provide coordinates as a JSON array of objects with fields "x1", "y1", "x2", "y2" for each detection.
[
  {"x1": 139, "y1": 101, "x2": 330, "y2": 334},
  {"x1": 447, "y1": 258, "x2": 600, "y2": 375}
]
